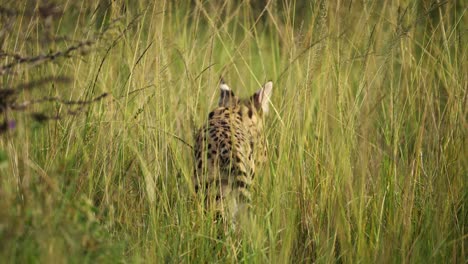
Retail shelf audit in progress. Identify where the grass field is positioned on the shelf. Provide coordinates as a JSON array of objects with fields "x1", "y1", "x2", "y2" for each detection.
[{"x1": 0, "y1": 1, "x2": 466, "y2": 263}]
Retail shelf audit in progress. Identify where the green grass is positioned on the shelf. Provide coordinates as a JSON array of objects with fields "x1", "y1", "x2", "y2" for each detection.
[{"x1": 0, "y1": 1, "x2": 466, "y2": 263}]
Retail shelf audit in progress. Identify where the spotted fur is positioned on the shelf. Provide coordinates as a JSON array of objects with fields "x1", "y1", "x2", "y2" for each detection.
[{"x1": 193, "y1": 80, "x2": 273, "y2": 220}]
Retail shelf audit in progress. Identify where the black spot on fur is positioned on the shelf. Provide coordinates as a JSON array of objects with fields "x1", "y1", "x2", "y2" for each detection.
[
  {"x1": 197, "y1": 160, "x2": 202, "y2": 169},
  {"x1": 248, "y1": 108, "x2": 253, "y2": 118},
  {"x1": 209, "y1": 130, "x2": 217, "y2": 137},
  {"x1": 208, "y1": 111, "x2": 215, "y2": 119},
  {"x1": 221, "y1": 156, "x2": 229, "y2": 165},
  {"x1": 236, "y1": 180, "x2": 247, "y2": 188}
]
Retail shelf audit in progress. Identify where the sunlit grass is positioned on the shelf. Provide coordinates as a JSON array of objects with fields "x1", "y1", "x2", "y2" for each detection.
[{"x1": 0, "y1": 1, "x2": 466, "y2": 263}]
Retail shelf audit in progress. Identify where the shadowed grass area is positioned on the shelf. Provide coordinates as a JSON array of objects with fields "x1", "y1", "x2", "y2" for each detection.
[{"x1": 0, "y1": 1, "x2": 466, "y2": 262}]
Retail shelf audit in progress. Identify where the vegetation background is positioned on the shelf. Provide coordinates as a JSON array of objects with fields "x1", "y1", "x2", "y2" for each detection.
[{"x1": 0, "y1": 0, "x2": 466, "y2": 262}]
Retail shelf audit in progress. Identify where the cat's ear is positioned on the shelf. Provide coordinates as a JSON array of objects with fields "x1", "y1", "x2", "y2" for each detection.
[
  {"x1": 253, "y1": 81, "x2": 273, "y2": 113},
  {"x1": 218, "y1": 79, "x2": 237, "y2": 107}
]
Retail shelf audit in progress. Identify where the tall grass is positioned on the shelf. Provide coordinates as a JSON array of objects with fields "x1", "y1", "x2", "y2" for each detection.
[{"x1": 0, "y1": 1, "x2": 466, "y2": 262}]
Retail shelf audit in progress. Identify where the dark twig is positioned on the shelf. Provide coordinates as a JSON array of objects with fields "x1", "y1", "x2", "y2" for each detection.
[
  {"x1": 0, "y1": 3, "x2": 119, "y2": 135},
  {"x1": 0, "y1": 40, "x2": 94, "y2": 75},
  {"x1": 11, "y1": 93, "x2": 108, "y2": 110},
  {"x1": 0, "y1": 76, "x2": 72, "y2": 114},
  {"x1": 6, "y1": 76, "x2": 72, "y2": 91},
  {"x1": 24, "y1": 92, "x2": 108, "y2": 124}
]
